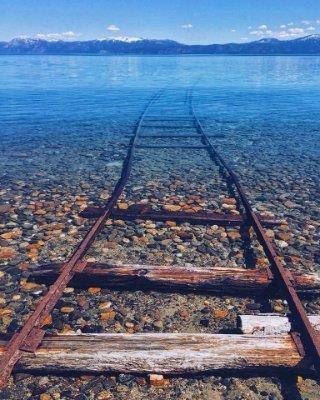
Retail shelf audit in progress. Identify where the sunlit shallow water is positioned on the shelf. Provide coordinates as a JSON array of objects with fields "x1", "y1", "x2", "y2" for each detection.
[
  {"x1": 0, "y1": 55, "x2": 320, "y2": 399},
  {"x1": 0, "y1": 55, "x2": 319, "y2": 270}
]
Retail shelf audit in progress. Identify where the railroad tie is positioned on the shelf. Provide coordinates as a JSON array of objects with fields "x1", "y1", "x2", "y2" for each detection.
[{"x1": 1, "y1": 87, "x2": 319, "y2": 388}]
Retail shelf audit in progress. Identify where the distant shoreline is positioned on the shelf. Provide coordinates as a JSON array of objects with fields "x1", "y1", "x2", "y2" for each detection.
[
  {"x1": 1, "y1": 53, "x2": 320, "y2": 57},
  {"x1": 1, "y1": 35, "x2": 320, "y2": 56}
]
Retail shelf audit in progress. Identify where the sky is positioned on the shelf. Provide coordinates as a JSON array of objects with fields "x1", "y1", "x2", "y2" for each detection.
[{"x1": 1, "y1": 0, "x2": 320, "y2": 44}]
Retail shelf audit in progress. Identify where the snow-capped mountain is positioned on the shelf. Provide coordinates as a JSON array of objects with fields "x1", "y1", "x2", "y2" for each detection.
[
  {"x1": 0, "y1": 35, "x2": 320, "y2": 55},
  {"x1": 107, "y1": 36, "x2": 143, "y2": 43},
  {"x1": 294, "y1": 34, "x2": 320, "y2": 42}
]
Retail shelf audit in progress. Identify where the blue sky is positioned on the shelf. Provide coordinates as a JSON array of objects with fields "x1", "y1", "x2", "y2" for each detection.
[{"x1": 1, "y1": 0, "x2": 320, "y2": 44}]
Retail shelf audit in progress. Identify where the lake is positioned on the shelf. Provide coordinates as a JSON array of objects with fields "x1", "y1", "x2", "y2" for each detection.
[{"x1": 0, "y1": 55, "x2": 319, "y2": 398}]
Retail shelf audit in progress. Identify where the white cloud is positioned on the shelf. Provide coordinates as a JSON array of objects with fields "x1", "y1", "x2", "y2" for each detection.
[
  {"x1": 258, "y1": 24, "x2": 268, "y2": 30},
  {"x1": 307, "y1": 26, "x2": 316, "y2": 31},
  {"x1": 250, "y1": 30, "x2": 263, "y2": 36},
  {"x1": 287, "y1": 27, "x2": 305, "y2": 34},
  {"x1": 280, "y1": 24, "x2": 286, "y2": 29},
  {"x1": 181, "y1": 23, "x2": 193, "y2": 29},
  {"x1": 247, "y1": 26, "x2": 252, "y2": 30},
  {"x1": 231, "y1": 29, "x2": 236, "y2": 32},
  {"x1": 35, "y1": 31, "x2": 81, "y2": 41},
  {"x1": 277, "y1": 27, "x2": 305, "y2": 38},
  {"x1": 317, "y1": 20, "x2": 320, "y2": 24},
  {"x1": 107, "y1": 24, "x2": 120, "y2": 31},
  {"x1": 287, "y1": 22, "x2": 294, "y2": 26},
  {"x1": 250, "y1": 25, "x2": 306, "y2": 39},
  {"x1": 301, "y1": 20, "x2": 311, "y2": 25},
  {"x1": 250, "y1": 29, "x2": 271, "y2": 37}
]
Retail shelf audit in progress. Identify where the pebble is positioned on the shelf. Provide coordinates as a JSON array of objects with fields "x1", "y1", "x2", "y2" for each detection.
[
  {"x1": 100, "y1": 311, "x2": 116, "y2": 321},
  {"x1": 40, "y1": 394, "x2": 52, "y2": 400},
  {"x1": 284, "y1": 200, "x2": 297, "y2": 209},
  {"x1": 88, "y1": 287, "x2": 101, "y2": 294},
  {"x1": 222, "y1": 198, "x2": 237, "y2": 205},
  {"x1": 176, "y1": 244, "x2": 186, "y2": 252},
  {"x1": 163, "y1": 204, "x2": 181, "y2": 212},
  {"x1": 99, "y1": 302, "x2": 112, "y2": 310},
  {"x1": 60, "y1": 307, "x2": 74, "y2": 314},
  {"x1": 200, "y1": 318, "x2": 209, "y2": 327},
  {"x1": 153, "y1": 320, "x2": 164, "y2": 330},
  {"x1": 165, "y1": 221, "x2": 176, "y2": 227},
  {"x1": 266, "y1": 229, "x2": 275, "y2": 238},
  {"x1": 20, "y1": 281, "x2": 42, "y2": 291},
  {"x1": 276, "y1": 240, "x2": 288, "y2": 248},
  {"x1": 213, "y1": 309, "x2": 229, "y2": 319},
  {"x1": 63, "y1": 287, "x2": 74, "y2": 294},
  {"x1": 0, "y1": 247, "x2": 16, "y2": 260},
  {"x1": 41, "y1": 315, "x2": 53, "y2": 326},
  {"x1": 149, "y1": 374, "x2": 167, "y2": 387},
  {"x1": 118, "y1": 202, "x2": 129, "y2": 210},
  {"x1": 1, "y1": 228, "x2": 22, "y2": 240},
  {"x1": 97, "y1": 390, "x2": 111, "y2": 399},
  {"x1": 0, "y1": 204, "x2": 11, "y2": 213},
  {"x1": 222, "y1": 203, "x2": 236, "y2": 210},
  {"x1": 227, "y1": 231, "x2": 241, "y2": 240},
  {"x1": 273, "y1": 304, "x2": 285, "y2": 313}
]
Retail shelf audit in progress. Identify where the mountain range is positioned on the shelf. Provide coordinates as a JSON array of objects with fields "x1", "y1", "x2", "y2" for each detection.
[{"x1": 1, "y1": 35, "x2": 320, "y2": 55}]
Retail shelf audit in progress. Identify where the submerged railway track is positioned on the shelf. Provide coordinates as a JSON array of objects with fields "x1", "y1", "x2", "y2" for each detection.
[{"x1": 0, "y1": 88, "x2": 319, "y2": 388}]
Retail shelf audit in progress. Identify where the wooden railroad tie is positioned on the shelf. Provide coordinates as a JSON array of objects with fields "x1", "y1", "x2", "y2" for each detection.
[
  {"x1": 80, "y1": 205, "x2": 284, "y2": 228},
  {"x1": 1, "y1": 88, "x2": 319, "y2": 387},
  {"x1": 30, "y1": 262, "x2": 320, "y2": 296},
  {"x1": 1, "y1": 314, "x2": 319, "y2": 375}
]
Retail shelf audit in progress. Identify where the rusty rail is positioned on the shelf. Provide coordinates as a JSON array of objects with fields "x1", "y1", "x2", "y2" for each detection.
[
  {"x1": 189, "y1": 88, "x2": 320, "y2": 373},
  {"x1": 0, "y1": 90, "x2": 163, "y2": 387},
  {"x1": 0, "y1": 87, "x2": 319, "y2": 386}
]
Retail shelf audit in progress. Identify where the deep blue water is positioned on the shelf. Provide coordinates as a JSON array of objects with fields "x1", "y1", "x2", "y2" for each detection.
[
  {"x1": 0, "y1": 55, "x2": 319, "y2": 184},
  {"x1": 1, "y1": 55, "x2": 320, "y2": 126}
]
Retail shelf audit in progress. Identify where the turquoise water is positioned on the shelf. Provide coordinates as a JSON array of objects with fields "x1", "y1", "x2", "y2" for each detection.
[
  {"x1": 0, "y1": 55, "x2": 319, "y2": 206},
  {"x1": 1, "y1": 56, "x2": 320, "y2": 400},
  {"x1": 1, "y1": 55, "x2": 320, "y2": 126}
]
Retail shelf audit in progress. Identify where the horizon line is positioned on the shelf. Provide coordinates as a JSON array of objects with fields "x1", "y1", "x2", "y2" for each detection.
[{"x1": 2, "y1": 33, "x2": 320, "y2": 46}]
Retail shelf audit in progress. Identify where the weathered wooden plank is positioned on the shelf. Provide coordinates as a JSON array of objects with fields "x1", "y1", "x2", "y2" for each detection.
[
  {"x1": 29, "y1": 263, "x2": 320, "y2": 296},
  {"x1": 80, "y1": 206, "x2": 284, "y2": 227},
  {"x1": 238, "y1": 314, "x2": 320, "y2": 335},
  {"x1": 30, "y1": 263, "x2": 271, "y2": 294},
  {"x1": 0, "y1": 333, "x2": 309, "y2": 374}
]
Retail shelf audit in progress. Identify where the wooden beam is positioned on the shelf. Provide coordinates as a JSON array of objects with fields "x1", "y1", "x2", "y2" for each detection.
[
  {"x1": 238, "y1": 314, "x2": 320, "y2": 335},
  {"x1": 80, "y1": 206, "x2": 284, "y2": 227},
  {"x1": 0, "y1": 333, "x2": 310, "y2": 374},
  {"x1": 110, "y1": 207, "x2": 284, "y2": 227},
  {"x1": 29, "y1": 263, "x2": 320, "y2": 296}
]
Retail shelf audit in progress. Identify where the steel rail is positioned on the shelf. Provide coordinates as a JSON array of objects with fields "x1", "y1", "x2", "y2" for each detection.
[
  {"x1": 189, "y1": 89, "x2": 320, "y2": 373},
  {"x1": 0, "y1": 90, "x2": 163, "y2": 387},
  {"x1": 1, "y1": 87, "x2": 319, "y2": 385}
]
